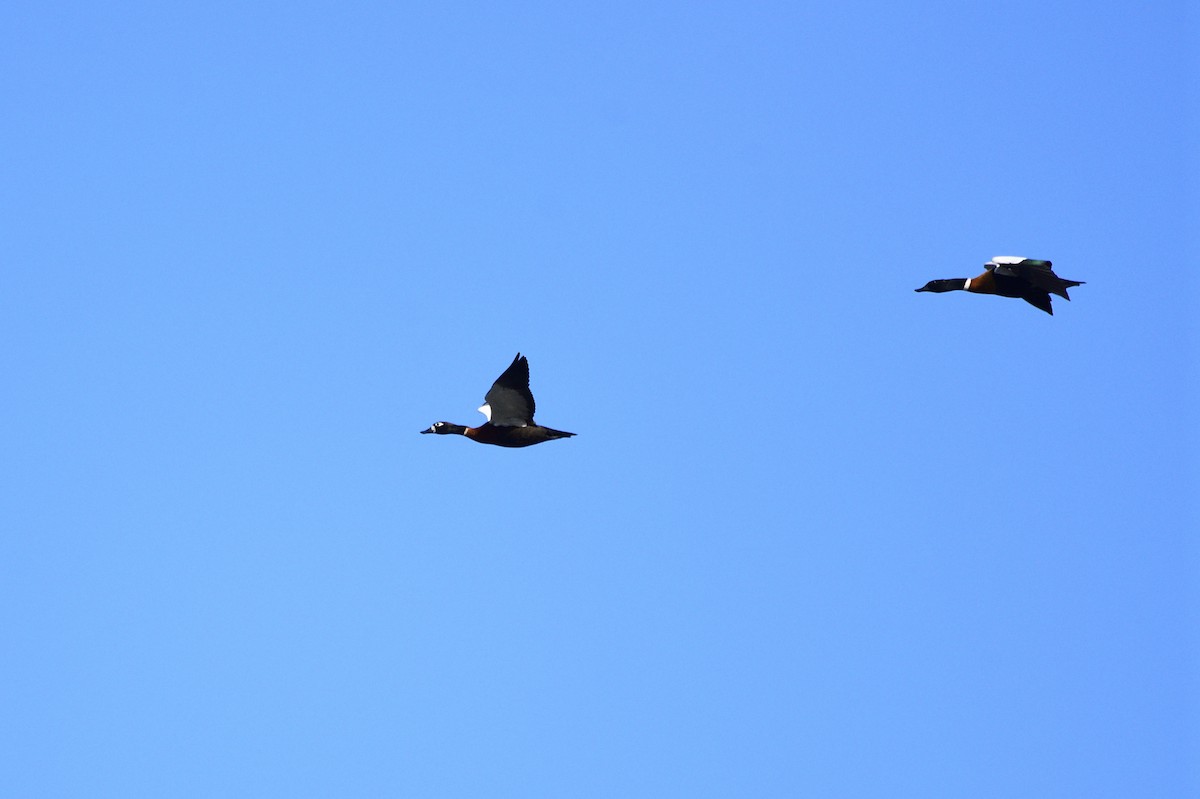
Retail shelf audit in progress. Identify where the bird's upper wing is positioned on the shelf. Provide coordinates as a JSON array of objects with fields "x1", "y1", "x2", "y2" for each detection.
[
  {"x1": 988, "y1": 256, "x2": 1053, "y2": 277},
  {"x1": 988, "y1": 255, "x2": 1036, "y2": 273},
  {"x1": 989, "y1": 257, "x2": 1072, "y2": 295},
  {"x1": 480, "y1": 353, "x2": 535, "y2": 427}
]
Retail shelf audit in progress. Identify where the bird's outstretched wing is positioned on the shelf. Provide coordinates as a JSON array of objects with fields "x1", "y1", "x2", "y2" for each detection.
[{"x1": 479, "y1": 353, "x2": 535, "y2": 427}]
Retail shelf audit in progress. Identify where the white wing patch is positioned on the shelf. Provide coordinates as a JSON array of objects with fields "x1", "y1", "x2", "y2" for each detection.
[
  {"x1": 990, "y1": 255, "x2": 1027, "y2": 264},
  {"x1": 477, "y1": 403, "x2": 492, "y2": 421}
]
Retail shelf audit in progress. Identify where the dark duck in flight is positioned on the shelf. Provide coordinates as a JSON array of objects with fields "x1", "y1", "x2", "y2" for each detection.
[
  {"x1": 421, "y1": 353, "x2": 575, "y2": 448},
  {"x1": 916, "y1": 256, "x2": 1084, "y2": 315}
]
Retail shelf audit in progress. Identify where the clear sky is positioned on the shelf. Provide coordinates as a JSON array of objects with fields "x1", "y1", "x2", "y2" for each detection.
[{"x1": 3, "y1": 1, "x2": 1196, "y2": 796}]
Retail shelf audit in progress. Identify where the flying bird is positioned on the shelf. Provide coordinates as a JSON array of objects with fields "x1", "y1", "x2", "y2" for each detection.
[
  {"x1": 421, "y1": 353, "x2": 576, "y2": 448},
  {"x1": 915, "y1": 256, "x2": 1084, "y2": 315}
]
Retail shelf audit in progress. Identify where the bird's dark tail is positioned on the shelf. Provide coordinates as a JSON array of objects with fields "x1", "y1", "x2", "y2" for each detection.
[{"x1": 1055, "y1": 279, "x2": 1084, "y2": 300}]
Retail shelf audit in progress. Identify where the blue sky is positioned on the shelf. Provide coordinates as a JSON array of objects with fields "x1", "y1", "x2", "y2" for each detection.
[{"x1": 2, "y1": 1, "x2": 1196, "y2": 795}]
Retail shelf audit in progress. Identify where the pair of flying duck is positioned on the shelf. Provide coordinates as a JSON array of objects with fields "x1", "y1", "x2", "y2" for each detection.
[{"x1": 425, "y1": 256, "x2": 1084, "y2": 448}]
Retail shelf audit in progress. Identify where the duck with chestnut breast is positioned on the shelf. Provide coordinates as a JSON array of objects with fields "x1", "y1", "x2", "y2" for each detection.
[
  {"x1": 421, "y1": 353, "x2": 575, "y2": 448},
  {"x1": 916, "y1": 256, "x2": 1084, "y2": 315}
]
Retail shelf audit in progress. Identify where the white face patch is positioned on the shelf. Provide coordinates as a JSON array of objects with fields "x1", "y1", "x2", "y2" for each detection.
[{"x1": 477, "y1": 403, "x2": 492, "y2": 421}]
